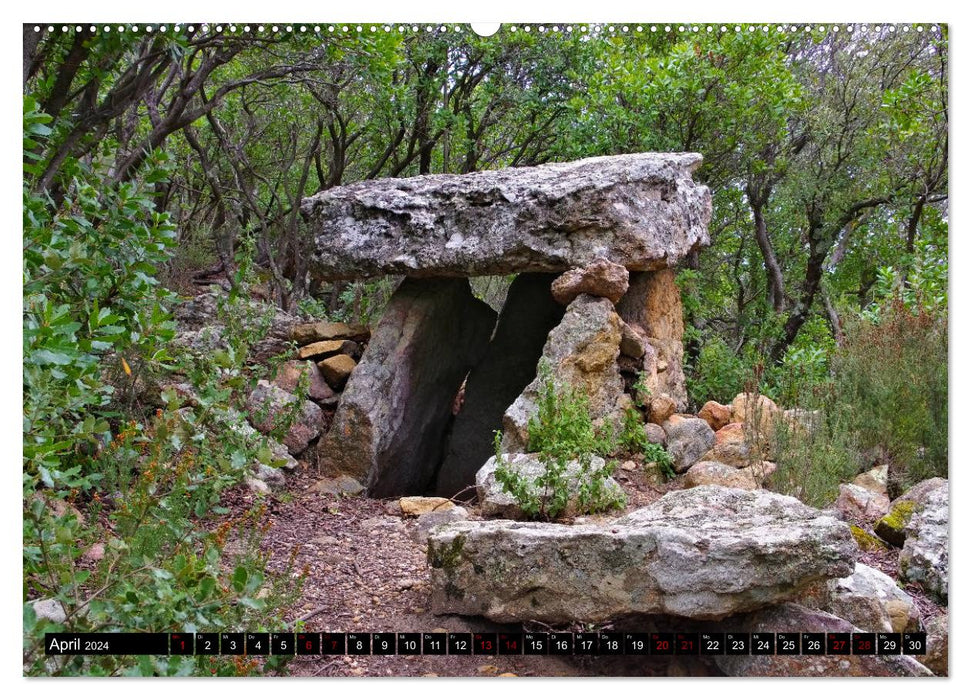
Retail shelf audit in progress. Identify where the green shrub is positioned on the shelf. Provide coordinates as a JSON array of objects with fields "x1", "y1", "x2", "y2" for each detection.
[
  {"x1": 832, "y1": 300, "x2": 947, "y2": 496},
  {"x1": 618, "y1": 407, "x2": 676, "y2": 479},
  {"x1": 686, "y1": 337, "x2": 750, "y2": 407},
  {"x1": 23, "y1": 99, "x2": 304, "y2": 676},
  {"x1": 766, "y1": 297, "x2": 946, "y2": 505},
  {"x1": 492, "y1": 366, "x2": 625, "y2": 520}
]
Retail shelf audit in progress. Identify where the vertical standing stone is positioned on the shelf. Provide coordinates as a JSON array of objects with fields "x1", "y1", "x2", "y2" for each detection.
[
  {"x1": 616, "y1": 269, "x2": 688, "y2": 411},
  {"x1": 434, "y1": 273, "x2": 565, "y2": 498},
  {"x1": 501, "y1": 295, "x2": 630, "y2": 453},
  {"x1": 318, "y1": 278, "x2": 497, "y2": 497}
]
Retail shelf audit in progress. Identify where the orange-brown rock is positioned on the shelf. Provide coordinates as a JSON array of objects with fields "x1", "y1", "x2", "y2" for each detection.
[
  {"x1": 551, "y1": 259, "x2": 630, "y2": 305},
  {"x1": 317, "y1": 354, "x2": 358, "y2": 390},
  {"x1": 291, "y1": 321, "x2": 370, "y2": 345},
  {"x1": 699, "y1": 400, "x2": 732, "y2": 431}
]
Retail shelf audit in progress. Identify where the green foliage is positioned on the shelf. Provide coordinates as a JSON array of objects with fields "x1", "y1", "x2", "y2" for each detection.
[
  {"x1": 23, "y1": 97, "x2": 178, "y2": 484},
  {"x1": 768, "y1": 296, "x2": 947, "y2": 505},
  {"x1": 768, "y1": 408, "x2": 860, "y2": 508},
  {"x1": 833, "y1": 300, "x2": 947, "y2": 495},
  {"x1": 686, "y1": 337, "x2": 750, "y2": 407},
  {"x1": 618, "y1": 408, "x2": 675, "y2": 480},
  {"x1": 492, "y1": 366, "x2": 625, "y2": 521},
  {"x1": 23, "y1": 99, "x2": 303, "y2": 676}
]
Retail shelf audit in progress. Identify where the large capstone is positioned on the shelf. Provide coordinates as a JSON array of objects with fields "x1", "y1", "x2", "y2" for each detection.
[
  {"x1": 427, "y1": 486, "x2": 857, "y2": 623},
  {"x1": 302, "y1": 153, "x2": 711, "y2": 280},
  {"x1": 318, "y1": 278, "x2": 496, "y2": 496},
  {"x1": 501, "y1": 295, "x2": 630, "y2": 453},
  {"x1": 434, "y1": 273, "x2": 564, "y2": 498}
]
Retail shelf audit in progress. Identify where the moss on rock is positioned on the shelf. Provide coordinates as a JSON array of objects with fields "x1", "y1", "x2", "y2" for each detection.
[
  {"x1": 874, "y1": 500, "x2": 917, "y2": 547},
  {"x1": 850, "y1": 525, "x2": 890, "y2": 552}
]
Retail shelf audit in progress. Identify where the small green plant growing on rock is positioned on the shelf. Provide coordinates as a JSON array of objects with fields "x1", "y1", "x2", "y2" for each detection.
[
  {"x1": 618, "y1": 407, "x2": 675, "y2": 479},
  {"x1": 493, "y1": 365, "x2": 626, "y2": 521}
]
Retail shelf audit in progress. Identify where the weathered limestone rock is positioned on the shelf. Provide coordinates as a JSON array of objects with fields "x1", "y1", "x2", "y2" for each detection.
[
  {"x1": 551, "y1": 259, "x2": 630, "y2": 305},
  {"x1": 698, "y1": 401, "x2": 732, "y2": 431},
  {"x1": 874, "y1": 477, "x2": 947, "y2": 546},
  {"x1": 244, "y1": 476, "x2": 271, "y2": 495},
  {"x1": 644, "y1": 422, "x2": 667, "y2": 446},
  {"x1": 476, "y1": 453, "x2": 624, "y2": 520},
  {"x1": 216, "y1": 405, "x2": 300, "y2": 471},
  {"x1": 647, "y1": 393, "x2": 677, "y2": 425},
  {"x1": 799, "y1": 563, "x2": 919, "y2": 634},
  {"x1": 272, "y1": 360, "x2": 337, "y2": 405},
  {"x1": 923, "y1": 612, "x2": 948, "y2": 676},
  {"x1": 291, "y1": 321, "x2": 370, "y2": 345},
  {"x1": 852, "y1": 464, "x2": 889, "y2": 495},
  {"x1": 616, "y1": 269, "x2": 687, "y2": 409},
  {"x1": 849, "y1": 525, "x2": 891, "y2": 553},
  {"x1": 317, "y1": 354, "x2": 357, "y2": 390},
  {"x1": 730, "y1": 392, "x2": 780, "y2": 438},
  {"x1": 501, "y1": 295, "x2": 629, "y2": 453},
  {"x1": 246, "y1": 380, "x2": 324, "y2": 456},
  {"x1": 898, "y1": 482, "x2": 948, "y2": 602},
  {"x1": 662, "y1": 415, "x2": 715, "y2": 472},
  {"x1": 833, "y1": 483, "x2": 890, "y2": 522},
  {"x1": 683, "y1": 460, "x2": 764, "y2": 490},
  {"x1": 619, "y1": 321, "x2": 648, "y2": 359},
  {"x1": 173, "y1": 290, "x2": 300, "y2": 363},
  {"x1": 435, "y1": 273, "x2": 564, "y2": 498},
  {"x1": 303, "y1": 153, "x2": 711, "y2": 280},
  {"x1": 428, "y1": 486, "x2": 856, "y2": 623},
  {"x1": 318, "y1": 278, "x2": 496, "y2": 496},
  {"x1": 253, "y1": 463, "x2": 287, "y2": 491},
  {"x1": 311, "y1": 474, "x2": 365, "y2": 496},
  {"x1": 30, "y1": 599, "x2": 67, "y2": 624},
  {"x1": 713, "y1": 604, "x2": 932, "y2": 677},
  {"x1": 414, "y1": 507, "x2": 470, "y2": 544},
  {"x1": 297, "y1": 339, "x2": 356, "y2": 361},
  {"x1": 399, "y1": 496, "x2": 457, "y2": 517},
  {"x1": 702, "y1": 422, "x2": 756, "y2": 467}
]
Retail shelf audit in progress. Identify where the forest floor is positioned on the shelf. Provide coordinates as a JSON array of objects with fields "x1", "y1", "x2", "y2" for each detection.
[
  {"x1": 216, "y1": 455, "x2": 724, "y2": 677},
  {"x1": 214, "y1": 439, "x2": 944, "y2": 678}
]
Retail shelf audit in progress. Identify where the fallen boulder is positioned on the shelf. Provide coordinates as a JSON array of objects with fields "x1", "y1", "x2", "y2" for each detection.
[
  {"x1": 833, "y1": 483, "x2": 890, "y2": 522},
  {"x1": 246, "y1": 380, "x2": 323, "y2": 456},
  {"x1": 683, "y1": 460, "x2": 765, "y2": 490},
  {"x1": 662, "y1": 415, "x2": 715, "y2": 472},
  {"x1": 898, "y1": 482, "x2": 948, "y2": 602},
  {"x1": 874, "y1": 477, "x2": 947, "y2": 546},
  {"x1": 799, "y1": 562, "x2": 919, "y2": 633},
  {"x1": 428, "y1": 486, "x2": 856, "y2": 623},
  {"x1": 501, "y1": 295, "x2": 629, "y2": 453},
  {"x1": 698, "y1": 400, "x2": 732, "y2": 431}
]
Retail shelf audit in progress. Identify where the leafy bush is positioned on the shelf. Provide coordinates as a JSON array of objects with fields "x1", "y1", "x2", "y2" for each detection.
[
  {"x1": 767, "y1": 296, "x2": 946, "y2": 504},
  {"x1": 686, "y1": 337, "x2": 750, "y2": 407},
  {"x1": 832, "y1": 299, "x2": 947, "y2": 496},
  {"x1": 492, "y1": 366, "x2": 625, "y2": 520},
  {"x1": 618, "y1": 407, "x2": 676, "y2": 479},
  {"x1": 23, "y1": 99, "x2": 304, "y2": 676},
  {"x1": 23, "y1": 97, "x2": 178, "y2": 482},
  {"x1": 767, "y1": 407, "x2": 860, "y2": 508}
]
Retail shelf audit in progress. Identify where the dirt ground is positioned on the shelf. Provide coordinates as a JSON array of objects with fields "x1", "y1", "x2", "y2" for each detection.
[
  {"x1": 217, "y1": 456, "x2": 721, "y2": 677},
  {"x1": 219, "y1": 456, "x2": 942, "y2": 678}
]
